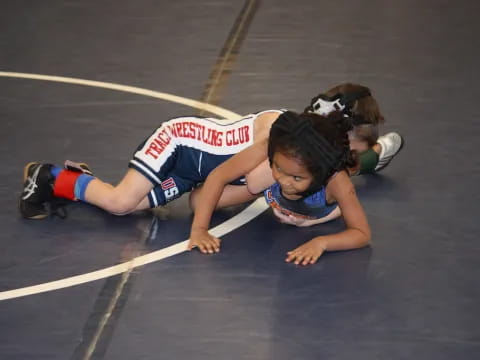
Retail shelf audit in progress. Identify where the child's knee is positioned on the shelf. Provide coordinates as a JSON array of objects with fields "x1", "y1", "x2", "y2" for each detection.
[
  {"x1": 104, "y1": 196, "x2": 139, "y2": 215},
  {"x1": 188, "y1": 192, "x2": 197, "y2": 212}
]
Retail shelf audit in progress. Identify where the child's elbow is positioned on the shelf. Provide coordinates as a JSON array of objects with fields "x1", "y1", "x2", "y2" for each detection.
[{"x1": 362, "y1": 227, "x2": 372, "y2": 247}]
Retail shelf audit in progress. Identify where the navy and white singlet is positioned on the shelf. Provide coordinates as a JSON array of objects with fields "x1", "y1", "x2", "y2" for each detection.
[
  {"x1": 129, "y1": 110, "x2": 282, "y2": 207},
  {"x1": 263, "y1": 182, "x2": 338, "y2": 220}
]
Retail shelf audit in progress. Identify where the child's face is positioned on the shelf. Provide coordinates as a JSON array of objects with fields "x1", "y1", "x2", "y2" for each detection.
[{"x1": 271, "y1": 152, "x2": 313, "y2": 200}]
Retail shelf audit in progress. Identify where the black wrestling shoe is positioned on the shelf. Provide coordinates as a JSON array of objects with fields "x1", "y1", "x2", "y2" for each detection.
[{"x1": 19, "y1": 162, "x2": 55, "y2": 219}]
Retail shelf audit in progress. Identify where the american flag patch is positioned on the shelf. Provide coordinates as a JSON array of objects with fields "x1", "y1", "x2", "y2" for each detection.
[{"x1": 161, "y1": 177, "x2": 176, "y2": 190}]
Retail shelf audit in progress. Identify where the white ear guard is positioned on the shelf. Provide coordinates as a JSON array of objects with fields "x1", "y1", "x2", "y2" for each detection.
[
  {"x1": 309, "y1": 95, "x2": 346, "y2": 116},
  {"x1": 307, "y1": 89, "x2": 372, "y2": 124}
]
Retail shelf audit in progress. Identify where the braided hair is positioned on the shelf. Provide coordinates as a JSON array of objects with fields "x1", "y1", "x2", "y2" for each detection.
[{"x1": 268, "y1": 110, "x2": 356, "y2": 196}]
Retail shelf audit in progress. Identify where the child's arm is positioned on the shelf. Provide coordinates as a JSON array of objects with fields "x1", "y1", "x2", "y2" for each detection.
[
  {"x1": 244, "y1": 159, "x2": 275, "y2": 194},
  {"x1": 285, "y1": 171, "x2": 371, "y2": 265},
  {"x1": 188, "y1": 140, "x2": 268, "y2": 254}
]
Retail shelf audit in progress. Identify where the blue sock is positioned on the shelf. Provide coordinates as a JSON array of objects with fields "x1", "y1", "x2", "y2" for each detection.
[
  {"x1": 51, "y1": 166, "x2": 62, "y2": 178},
  {"x1": 74, "y1": 174, "x2": 95, "y2": 201}
]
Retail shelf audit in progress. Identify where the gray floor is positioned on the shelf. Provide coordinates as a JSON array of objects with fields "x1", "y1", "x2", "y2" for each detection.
[{"x1": 1, "y1": 1, "x2": 479, "y2": 359}]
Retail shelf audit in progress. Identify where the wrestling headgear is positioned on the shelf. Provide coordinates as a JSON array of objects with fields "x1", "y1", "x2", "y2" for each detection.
[{"x1": 307, "y1": 89, "x2": 371, "y2": 125}]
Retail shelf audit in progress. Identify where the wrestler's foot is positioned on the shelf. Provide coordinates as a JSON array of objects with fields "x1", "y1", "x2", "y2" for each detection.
[
  {"x1": 19, "y1": 162, "x2": 54, "y2": 219},
  {"x1": 64, "y1": 160, "x2": 93, "y2": 176},
  {"x1": 375, "y1": 132, "x2": 404, "y2": 171}
]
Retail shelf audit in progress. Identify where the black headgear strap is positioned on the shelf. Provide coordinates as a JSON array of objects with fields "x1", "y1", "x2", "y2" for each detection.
[{"x1": 340, "y1": 89, "x2": 371, "y2": 110}]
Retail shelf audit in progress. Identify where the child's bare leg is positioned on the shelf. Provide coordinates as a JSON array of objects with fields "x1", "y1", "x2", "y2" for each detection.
[
  {"x1": 93, "y1": 177, "x2": 159, "y2": 212},
  {"x1": 19, "y1": 163, "x2": 155, "y2": 219},
  {"x1": 84, "y1": 169, "x2": 153, "y2": 215},
  {"x1": 189, "y1": 184, "x2": 258, "y2": 212}
]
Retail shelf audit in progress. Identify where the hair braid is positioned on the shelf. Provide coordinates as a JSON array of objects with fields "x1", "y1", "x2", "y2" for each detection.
[{"x1": 268, "y1": 110, "x2": 355, "y2": 196}]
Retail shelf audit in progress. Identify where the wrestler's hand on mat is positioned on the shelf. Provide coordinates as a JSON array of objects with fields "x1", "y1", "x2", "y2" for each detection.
[
  {"x1": 188, "y1": 229, "x2": 221, "y2": 254},
  {"x1": 273, "y1": 208, "x2": 307, "y2": 227},
  {"x1": 286, "y1": 238, "x2": 327, "y2": 266}
]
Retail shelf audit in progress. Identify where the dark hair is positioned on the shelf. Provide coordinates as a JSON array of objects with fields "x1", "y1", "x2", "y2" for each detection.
[
  {"x1": 304, "y1": 83, "x2": 385, "y2": 146},
  {"x1": 268, "y1": 110, "x2": 357, "y2": 195}
]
